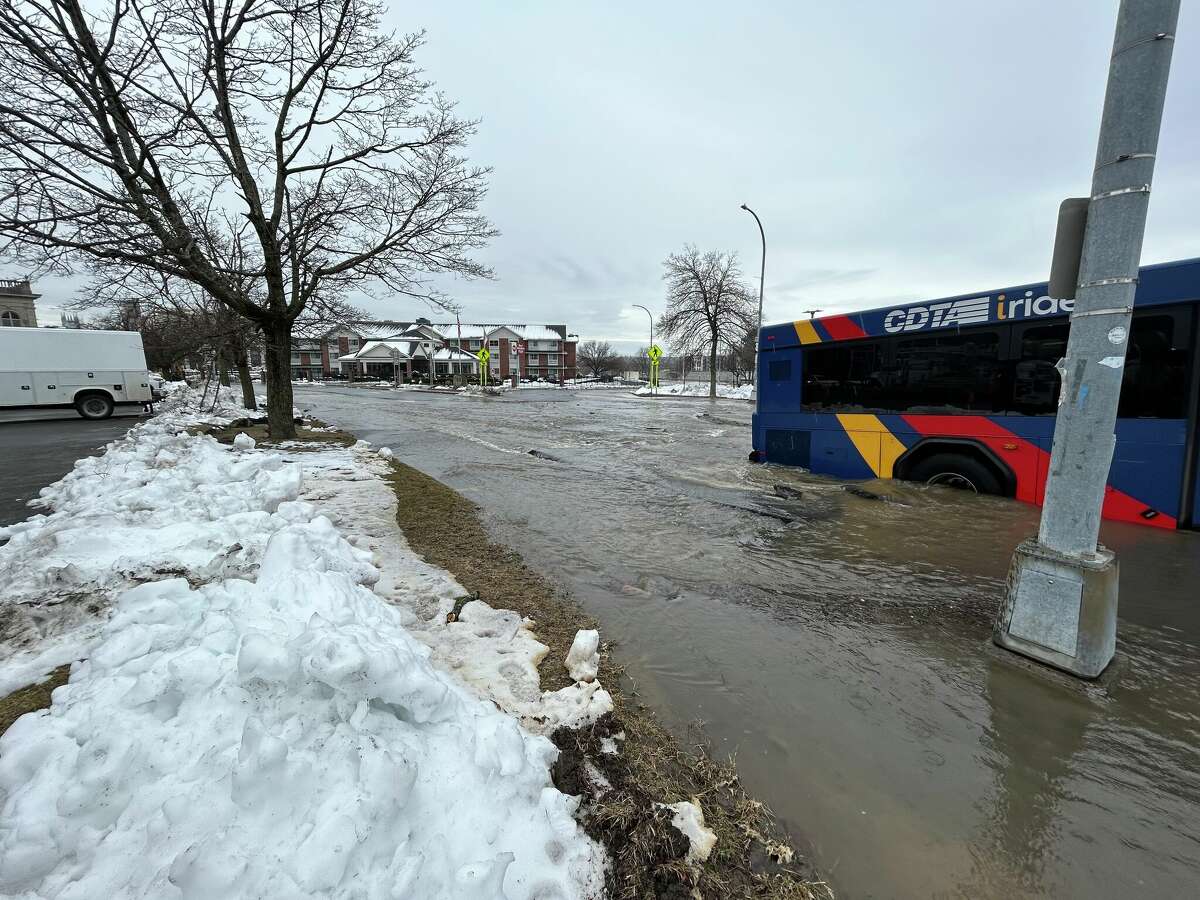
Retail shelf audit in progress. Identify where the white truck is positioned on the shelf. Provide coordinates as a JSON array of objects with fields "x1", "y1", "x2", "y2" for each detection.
[{"x1": 0, "y1": 326, "x2": 153, "y2": 422}]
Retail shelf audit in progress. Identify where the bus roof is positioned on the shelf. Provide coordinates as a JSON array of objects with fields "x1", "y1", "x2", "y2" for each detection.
[{"x1": 760, "y1": 256, "x2": 1200, "y2": 350}]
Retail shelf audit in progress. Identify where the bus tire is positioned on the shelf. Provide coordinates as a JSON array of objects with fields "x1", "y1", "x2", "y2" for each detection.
[
  {"x1": 907, "y1": 452, "x2": 1003, "y2": 495},
  {"x1": 75, "y1": 392, "x2": 115, "y2": 420}
]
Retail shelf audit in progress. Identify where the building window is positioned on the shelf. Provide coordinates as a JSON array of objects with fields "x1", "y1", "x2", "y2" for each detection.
[{"x1": 0, "y1": 311, "x2": 20, "y2": 327}]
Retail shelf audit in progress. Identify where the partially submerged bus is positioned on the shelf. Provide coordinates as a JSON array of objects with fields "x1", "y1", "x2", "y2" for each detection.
[{"x1": 752, "y1": 257, "x2": 1200, "y2": 530}]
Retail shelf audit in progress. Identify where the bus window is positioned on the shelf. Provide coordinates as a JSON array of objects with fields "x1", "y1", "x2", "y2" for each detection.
[
  {"x1": 1120, "y1": 315, "x2": 1188, "y2": 418},
  {"x1": 801, "y1": 341, "x2": 885, "y2": 410},
  {"x1": 888, "y1": 331, "x2": 1003, "y2": 413},
  {"x1": 1014, "y1": 323, "x2": 1068, "y2": 414},
  {"x1": 1014, "y1": 314, "x2": 1188, "y2": 418}
]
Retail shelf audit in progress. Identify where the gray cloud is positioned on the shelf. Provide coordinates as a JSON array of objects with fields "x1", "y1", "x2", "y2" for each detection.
[{"x1": 8, "y1": 2, "x2": 1197, "y2": 348}]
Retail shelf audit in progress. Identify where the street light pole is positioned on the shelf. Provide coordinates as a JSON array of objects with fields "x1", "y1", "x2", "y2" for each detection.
[
  {"x1": 633, "y1": 304, "x2": 654, "y2": 391},
  {"x1": 741, "y1": 204, "x2": 766, "y2": 399},
  {"x1": 995, "y1": 0, "x2": 1180, "y2": 679}
]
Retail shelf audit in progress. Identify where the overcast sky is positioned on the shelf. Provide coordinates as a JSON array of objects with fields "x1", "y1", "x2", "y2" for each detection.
[{"x1": 24, "y1": 2, "x2": 1200, "y2": 350}]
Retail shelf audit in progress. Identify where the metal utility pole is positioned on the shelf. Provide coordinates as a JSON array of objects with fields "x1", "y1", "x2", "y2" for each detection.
[
  {"x1": 741, "y1": 204, "x2": 766, "y2": 396},
  {"x1": 633, "y1": 304, "x2": 654, "y2": 389},
  {"x1": 995, "y1": 0, "x2": 1180, "y2": 679}
]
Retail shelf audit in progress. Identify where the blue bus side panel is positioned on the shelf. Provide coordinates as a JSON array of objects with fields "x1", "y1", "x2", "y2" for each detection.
[
  {"x1": 758, "y1": 348, "x2": 802, "y2": 413},
  {"x1": 754, "y1": 410, "x2": 1187, "y2": 523}
]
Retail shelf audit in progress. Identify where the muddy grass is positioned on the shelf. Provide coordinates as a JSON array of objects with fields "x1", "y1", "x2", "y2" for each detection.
[
  {"x1": 196, "y1": 416, "x2": 355, "y2": 448},
  {"x1": 385, "y1": 460, "x2": 831, "y2": 899},
  {"x1": 1, "y1": 664, "x2": 71, "y2": 737}
]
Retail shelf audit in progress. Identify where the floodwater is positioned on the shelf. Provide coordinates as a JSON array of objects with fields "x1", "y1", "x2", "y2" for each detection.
[{"x1": 296, "y1": 383, "x2": 1200, "y2": 899}]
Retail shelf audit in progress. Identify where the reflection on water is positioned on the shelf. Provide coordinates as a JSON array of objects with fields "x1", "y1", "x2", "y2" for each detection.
[{"x1": 298, "y1": 386, "x2": 1200, "y2": 899}]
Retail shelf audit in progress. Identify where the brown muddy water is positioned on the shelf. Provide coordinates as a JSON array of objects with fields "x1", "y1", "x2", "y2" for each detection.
[{"x1": 295, "y1": 384, "x2": 1200, "y2": 899}]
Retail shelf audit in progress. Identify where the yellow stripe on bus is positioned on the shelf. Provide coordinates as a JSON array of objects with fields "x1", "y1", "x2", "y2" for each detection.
[
  {"x1": 836, "y1": 414, "x2": 907, "y2": 478},
  {"x1": 793, "y1": 319, "x2": 822, "y2": 344}
]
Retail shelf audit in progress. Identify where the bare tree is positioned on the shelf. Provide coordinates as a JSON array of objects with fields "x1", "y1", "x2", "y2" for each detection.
[
  {"x1": 82, "y1": 269, "x2": 260, "y2": 406},
  {"x1": 0, "y1": 0, "x2": 494, "y2": 437},
  {"x1": 576, "y1": 339, "x2": 617, "y2": 378},
  {"x1": 657, "y1": 246, "x2": 756, "y2": 398},
  {"x1": 729, "y1": 327, "x2": 757, "y2": 386}
]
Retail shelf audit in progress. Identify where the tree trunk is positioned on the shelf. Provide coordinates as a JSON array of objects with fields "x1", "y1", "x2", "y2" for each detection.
[
  {"x1": 262, "y1": 319, "x2": 297, "y2": 439},
  {"x1": 233, "y1": 337, "x2": 258, "y2": 411},
  {"x1": 217, "y1": 347, "x2": 231, "y2": 387},
  {"x1": 708, "y1": 337, "x2": 718, "y2": 399}
]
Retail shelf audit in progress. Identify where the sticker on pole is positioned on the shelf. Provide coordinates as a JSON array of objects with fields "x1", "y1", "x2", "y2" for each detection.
[{"x1": 647, "y1": 345, "x2": 663, "y2": 363}]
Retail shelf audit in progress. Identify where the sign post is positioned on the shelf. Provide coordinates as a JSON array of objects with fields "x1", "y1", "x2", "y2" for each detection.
[
  {"x1": 647, "y1": 344, "x2": 663, "y2": 394},
  {"x1": 476, "y1": 347, "x2": 491, "y2": 386}
]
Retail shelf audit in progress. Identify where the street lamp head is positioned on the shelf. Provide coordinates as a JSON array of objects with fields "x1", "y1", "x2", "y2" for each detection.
[{"x1": 740, "y1": 203, "x2": 749, "y2": 211}]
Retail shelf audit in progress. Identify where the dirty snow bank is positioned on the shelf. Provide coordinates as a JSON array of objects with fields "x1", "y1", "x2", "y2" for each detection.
[
  {"x1": 292, "y1": 445, "x2": 615, "y2": 737},
  {"x1": 0, "y1": 392, "x2": 608, "y2": 898},
  {"x1": 635, "y1": 382, "x2": 754, "y2": 399}
]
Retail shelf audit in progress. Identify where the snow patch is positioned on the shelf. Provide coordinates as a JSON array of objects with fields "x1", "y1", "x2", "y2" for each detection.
[
  {"x1": 663, "y1": 800, "x2": 718, "y2": 862},
  {"x1": 636, "y1": 382, "x2": 754, "y2": 400}
]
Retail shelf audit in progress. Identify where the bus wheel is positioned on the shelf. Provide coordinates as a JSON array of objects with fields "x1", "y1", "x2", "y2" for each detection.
[
  {"x1": 76, "y1": 393, "x2": 115, "y2": 420},
  {"x1": 907, "y1": 453, "x2": 1002, "y2": 495}
]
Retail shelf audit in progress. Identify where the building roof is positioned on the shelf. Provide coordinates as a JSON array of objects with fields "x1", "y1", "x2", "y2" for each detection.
[
  {"x1": 513, "y1": 325, "x2": 564, "y2": 341},
  {"x1": 335, "y1": 320, "x2": 572, "y2": 341},
  {"x1": 338, "y1": 340, "x2": 478, "y2": 363}
]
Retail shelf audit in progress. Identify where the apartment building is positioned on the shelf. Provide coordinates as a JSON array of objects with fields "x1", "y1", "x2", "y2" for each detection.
[{"x1": 305, "y1": 319, "x2": 578, "y2": 382}]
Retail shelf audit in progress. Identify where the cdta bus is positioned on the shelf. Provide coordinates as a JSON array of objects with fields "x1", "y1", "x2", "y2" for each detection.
[{"x1": 752, "y1": 257, "x2": 1200, "y2": 531}]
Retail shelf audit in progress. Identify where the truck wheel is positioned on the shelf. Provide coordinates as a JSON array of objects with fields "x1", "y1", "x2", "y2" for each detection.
[
  {"x1": 76, "y1": 393, "x2": 115, "y2": 420},
  {"x1": 907, "y1": 452, "x2": 1003, "y2": 495}
]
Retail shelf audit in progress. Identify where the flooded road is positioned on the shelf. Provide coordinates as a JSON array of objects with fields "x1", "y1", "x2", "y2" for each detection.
[{"x1": 296, "y1": 384, "x2": 1200, "y2": 899}]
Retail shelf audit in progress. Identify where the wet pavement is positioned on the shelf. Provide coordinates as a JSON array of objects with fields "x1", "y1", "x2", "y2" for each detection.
[
  {"x1": 0, "y1": 414, "x2": 145, "y2": 526},
  {"x1": 295, "y1": 383, "x2": 1200, "y2": 900}
]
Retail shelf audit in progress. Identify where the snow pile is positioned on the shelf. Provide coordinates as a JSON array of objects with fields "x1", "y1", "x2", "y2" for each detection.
[
  {"x1": 635, "y1": 382, "x2": 754, "y2": 400},
  {"x1": 0, "y1": 516, "x2": 604, "y2": 897},
  {"x1": 0, "y1": 423, "x2": 608, "y2": 897},
  {"x1": 565, "y1": 630, "x2": 600, "y2": 683},
  {"x1": 0, "y1": 425, "x2": 301, "y2": 691}
]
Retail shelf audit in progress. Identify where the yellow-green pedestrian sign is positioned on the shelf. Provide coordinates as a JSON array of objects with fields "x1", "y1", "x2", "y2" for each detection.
[
  {"x1": 476, "y1": 347, "x2": 491, "y2": 386},
  {"x1": 647, "y1": 344, "x2": 663, "y2": 391}
]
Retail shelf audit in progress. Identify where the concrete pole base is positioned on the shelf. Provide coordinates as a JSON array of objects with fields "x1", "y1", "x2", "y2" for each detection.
[{"x1": 993, "y1": 538, "x2": 1118, "y2": 679}]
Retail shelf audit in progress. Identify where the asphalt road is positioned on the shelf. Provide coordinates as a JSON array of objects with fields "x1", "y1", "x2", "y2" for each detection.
[{"x1": 0, "y1": 415, "x2": 143, "y2": 526}]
